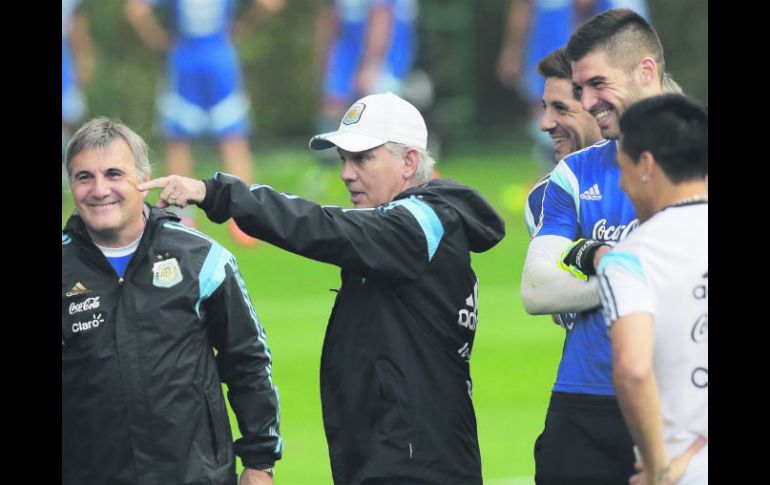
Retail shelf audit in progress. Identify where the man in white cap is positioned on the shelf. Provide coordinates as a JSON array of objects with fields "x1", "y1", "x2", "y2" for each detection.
[{"x1": 139, "y1": 92, "x2": 506, "y2": 485}]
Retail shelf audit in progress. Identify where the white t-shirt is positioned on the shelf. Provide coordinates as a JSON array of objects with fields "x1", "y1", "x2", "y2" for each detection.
[{"x1": 597, "y1": 202, "x2": 708, "y2": 478}]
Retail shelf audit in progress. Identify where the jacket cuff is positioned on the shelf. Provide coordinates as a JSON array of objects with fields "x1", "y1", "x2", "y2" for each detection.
[
  {"x1": 198, "y1": 178, "x2": 217, "y2": 212},
  {"x1": 240, "y1": 454, "x2": 277, "y2": 470}
]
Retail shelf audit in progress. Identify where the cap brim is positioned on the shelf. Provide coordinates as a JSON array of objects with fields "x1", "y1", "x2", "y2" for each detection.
[{"x1": 309, "y1": 131, "x2": 387, "y2": 152}]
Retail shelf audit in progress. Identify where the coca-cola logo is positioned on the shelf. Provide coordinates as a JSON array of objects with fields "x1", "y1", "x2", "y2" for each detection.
[
  {"x1": 592, "y1": 218, "x2": 639, "y2": 242},
  {"x1": 69, "y1": 297, "x2": 101, "y2": 315}
]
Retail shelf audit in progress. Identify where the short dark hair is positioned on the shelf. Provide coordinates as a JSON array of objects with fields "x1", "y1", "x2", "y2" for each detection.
[
  {"x1": 619, "y1": 94, "x2": 708, "y2": 183},
  {"x1": 566, "y1": 8, "x2": 665, "y2": 81},
  {"x1": 536, "y1": 47, "x2": 571, "y2": 80}
]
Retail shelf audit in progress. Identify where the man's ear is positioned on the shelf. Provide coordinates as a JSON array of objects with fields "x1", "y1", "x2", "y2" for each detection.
[
  {"x1": 639, "y1": 151, "x2": 656, "y2": 180},
  {"x1": 402, "y1": 149, "x2": 419, "y2": 179},
  {"x1": 638, "y1": 56, "x2": 658, "y2": 88}
]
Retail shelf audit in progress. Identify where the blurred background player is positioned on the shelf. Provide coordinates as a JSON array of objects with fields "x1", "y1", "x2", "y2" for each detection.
[
  {"x1": 310, "y1": 0, "x2": 419, "y2": 191},
  {"x1": 124, "y1": 0, "x2": 285, "y2": 245},
  {"x1": 62, "y1": 0, "x2": 95, "y2": 157},
  {"x1": 315, "y1": 0, "x2": 418, "y2": 133},
  {"x1": 496, "y1": 0, "x2": 649, "y2": 177}
]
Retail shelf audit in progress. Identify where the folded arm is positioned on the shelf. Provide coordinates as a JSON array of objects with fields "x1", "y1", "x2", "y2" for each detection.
[{"x1": 521, "y1": 234, "x2": 602, "y2": 315}]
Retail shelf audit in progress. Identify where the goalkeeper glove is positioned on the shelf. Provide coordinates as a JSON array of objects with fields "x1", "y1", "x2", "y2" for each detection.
[{"x1": 558, "y1": 238, "x2": 608, "y2": 281}]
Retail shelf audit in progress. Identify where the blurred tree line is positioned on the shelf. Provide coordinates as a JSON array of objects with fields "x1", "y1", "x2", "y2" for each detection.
[{"x1": 80, "y1": 0, "x2": 707, "y2": 150}]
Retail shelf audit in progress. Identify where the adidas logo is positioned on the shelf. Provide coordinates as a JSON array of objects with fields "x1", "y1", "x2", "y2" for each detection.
[
  {"x1": 66, "y1": 282, "x2": 90, "y2": 297},
  {"x1": 457, "y1": 281, "x2": 479, "y2": 331},
  {"x1": 579, "y1": 184, "x2": 602, "y2": 201}
]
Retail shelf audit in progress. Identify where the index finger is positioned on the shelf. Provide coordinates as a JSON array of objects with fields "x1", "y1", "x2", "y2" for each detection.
[{"x1": 136, "y1": 177, "x2": 170, "y2": 192}]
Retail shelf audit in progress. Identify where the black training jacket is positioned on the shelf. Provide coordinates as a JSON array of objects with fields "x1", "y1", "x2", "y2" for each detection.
[
  {"x1": 62, "y1": 205, "x2": 281, "y2": 485},
  {"x1": 200, "y1": 174, "x2": 505, "y2": 484}
]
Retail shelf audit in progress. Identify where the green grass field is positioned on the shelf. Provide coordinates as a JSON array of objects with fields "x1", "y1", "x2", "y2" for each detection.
[{"x1": 62, "y1": 143, "x2": 563, "y2": 484}]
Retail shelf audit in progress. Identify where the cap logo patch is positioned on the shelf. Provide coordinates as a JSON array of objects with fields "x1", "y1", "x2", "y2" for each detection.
[{"x1": 342, "y1": 103, "x2": 366, "y2": 125}]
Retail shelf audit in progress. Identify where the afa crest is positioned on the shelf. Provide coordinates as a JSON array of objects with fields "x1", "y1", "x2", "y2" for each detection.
[
  {"x1": 342, "y1": 103, "x2": 366, "y2": 125},
  {"x1": 152, "y1": 258, "x2": 183, "y2": 288}
]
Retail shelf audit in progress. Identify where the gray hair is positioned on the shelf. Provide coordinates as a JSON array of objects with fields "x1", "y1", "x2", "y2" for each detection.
[
  {"x1": 662, "y1": 72, "x2": 684, "y2": 94},
  {"x1": 384, "y1": 142, "x2": 435, "y2": 185},
  {"x1": 65, "y1": 117, "x2": 152, "y2": 182}
]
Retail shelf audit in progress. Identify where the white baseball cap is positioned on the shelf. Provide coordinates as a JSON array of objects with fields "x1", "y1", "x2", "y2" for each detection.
[{"x1": 309, "y1": 92, "x2": 427, "y2": 152}]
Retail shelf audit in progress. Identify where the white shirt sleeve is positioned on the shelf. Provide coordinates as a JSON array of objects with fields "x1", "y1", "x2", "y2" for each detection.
[
  {"x1": 597, "y1": 249, "x2": 654, "y2": 326},
  {"x1": 520, "y1": 234, "x2": 602, "y2": 315}
]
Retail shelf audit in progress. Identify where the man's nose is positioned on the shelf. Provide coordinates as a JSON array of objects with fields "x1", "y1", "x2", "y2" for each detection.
[
  {"x1": 580, "y1": 88, "x2": 599, "y2": 113},
  {"x1": 340, "y1": 160, "x2": 356, "y2": 182},
  {"x1": 91, "y1": 175, "x2": 112, "y2": 197},
  {"x1": 540, "y1": 110, "x2": 557, "y2": 132}
]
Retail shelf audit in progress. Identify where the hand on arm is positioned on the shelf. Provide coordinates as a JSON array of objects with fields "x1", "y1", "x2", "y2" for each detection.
[
  {"x1": 629, "y1": 437, "x2": 707, "y2": 485},
  {"x1": 593, "y1": 244, "x2": 611, "y2": 272}
]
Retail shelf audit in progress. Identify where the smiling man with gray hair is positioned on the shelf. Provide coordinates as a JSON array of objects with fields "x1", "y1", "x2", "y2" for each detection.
[
  {"x1": 62, "y1": 117, "x2": 282, "y2": 485},
  {"x1": 139, "y1": 92, "x2": 505, "y2": 485}
]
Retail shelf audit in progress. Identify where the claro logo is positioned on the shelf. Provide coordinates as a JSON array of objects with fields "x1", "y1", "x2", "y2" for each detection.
[
  {"x1": 69, "y1": 297, "x2": 101, "y2": 315},
  {"x1": 72, "y1": 314, "x2": 105, "y2": 333}
]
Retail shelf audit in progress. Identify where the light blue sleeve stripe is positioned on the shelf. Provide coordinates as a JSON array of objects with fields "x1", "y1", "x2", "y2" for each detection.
[
  {"x1": 389, "y1": 196, "x2": 445, "y2": 261},
  {"x1": 196, "y1": 242, "x2": 231, "y2": 317},
  {"x1": 598, "y1": 251, "x2": 646, "y2": 284},
  {"x1": 62, "y1": 234, "x2": 72, "y2": 245},
  {"x1": 271, "y1": 386, "x2": 283, "y2": 455},
  {"x1": 226, "y1": 256, "x2": 269, "y2": 355},
  {"x1": 165, "y1": 221, "x2": 227, "y2": 316},
  {"x1": 164, "y1": 221, "x2": 215, "y2": 244},
  {"x1": 226, "y1": 255, "x2": 283, "y2": 450},
  {"x1": 176, "y1": 221, "x2": 283, "y2": 450},
  {"x1": 549, "y1": 162, "x2": 581, "y2": 220},
  {"x1": 524, "y1": 202, "x2": 535, "y2": 236}
]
